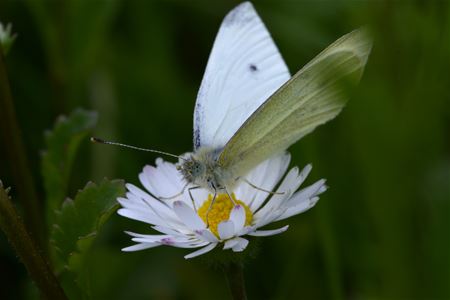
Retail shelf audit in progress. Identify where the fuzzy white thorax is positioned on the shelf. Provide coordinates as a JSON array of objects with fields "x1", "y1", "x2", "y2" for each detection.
[{"x1": 176, "y1": 147, "x2": 237, "y2": 192}]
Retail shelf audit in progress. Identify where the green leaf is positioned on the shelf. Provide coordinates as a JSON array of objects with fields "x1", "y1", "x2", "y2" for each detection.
[
  {"x1": 50, "y1": 179, "x2": 125, "y2": 297},
  {"x1": 42, "y1": 109, "x2": 97, "y2": 226}
]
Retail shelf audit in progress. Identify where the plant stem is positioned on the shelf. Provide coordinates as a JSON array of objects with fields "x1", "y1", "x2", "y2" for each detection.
[
  {"x1": 224, "y1": 262, "x2": 248, "y2": 300},
  {"x1": 0, "y1": 47, "x2": 43, "y2": 244},
  {"x1": 0, "y1": 182, "x2": 67, "y2": 300}
]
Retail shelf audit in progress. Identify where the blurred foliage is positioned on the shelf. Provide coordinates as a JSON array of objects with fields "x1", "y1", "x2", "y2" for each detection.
[
  {"x1": 0, "y1": 22, "x2": 17, "y2": 55},
  {"x1": 42, "y1": 109, "x2": 97, "y2": 226},
  {"x1": 0, "y1": 0, "x2": 449, "y2": 299}
]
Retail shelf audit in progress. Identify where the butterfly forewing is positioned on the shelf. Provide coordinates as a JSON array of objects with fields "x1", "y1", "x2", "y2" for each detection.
[
  {"x1": 193, "y1": 2, "x2": 290, "y2": 150},
  {"x1": 218, "y1": 28, "x2": 372, "y2": 176}
]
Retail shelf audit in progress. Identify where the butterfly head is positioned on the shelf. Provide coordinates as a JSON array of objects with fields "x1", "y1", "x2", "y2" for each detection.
[
  {"x1": 176, "y1": 148, "x2": 230, "y2": 192},
  {"x1": 176, "y1": 155, "x2": 206, "y2": 185}
]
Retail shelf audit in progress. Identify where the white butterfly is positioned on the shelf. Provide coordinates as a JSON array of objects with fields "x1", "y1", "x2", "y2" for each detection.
[{"x1": 176, "y1": 2, "x2": 372, "y2": 199}]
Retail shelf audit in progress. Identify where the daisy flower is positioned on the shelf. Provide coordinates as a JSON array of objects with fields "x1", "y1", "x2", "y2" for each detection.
[{"x1": 118, "y1": 152, "x2": 327, "y2": 259}]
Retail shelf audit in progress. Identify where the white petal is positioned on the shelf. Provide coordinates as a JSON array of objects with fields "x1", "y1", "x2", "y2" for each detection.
[
  {"x1": 117, "y1": 196, "x2": 150, "y2": 212},
  {"x1": 254, "y1": 206, "x2": 289, "y2": 228},
  {"x1": 253, "y1": 165, "x2": 309, "y2": 225},
  {"x1": 140, "y1": 169, "x2": 180, "y2": 201},
  {"x1": 139, "y1": 169, "x2": 158, "y2": 197},
  {"x1": 162, "y1": 240, "x2": 209, "y2": 249},
  {"x1": 121, "y1": 183, "x2": 185, "y2": 230},
  {"x1": 298, "y1": 164, "x2": 313, "y2": 185},
  {"x1": 117, "y1": 197, "x2": 138, "y2": 210},
  {"x1": 184, "y1": 243, "x2": 217, "y2": 259},
  {"x1": 248, "y1": 225, "x2": 289, "y2": 237},
  {"x1": 156, "y1": 158, "x2": 185, "y2": 187},
  {"x1": 218, "y1": 220, "x2": 235, "y2": 240},
  {"x1": 137, "y1": 197, "x2": 180, "y2": 226},
  {"x1": 124, "y1": 231, "x2": 143, "y2": 238},
  {"x1": 182, "y1": 186, "x2": 209, "y2": 210},
  {"x1": 149, "y1": 200, "x2": 181, "y2": 224},
  {"x1": 317, "y1": 185, "x2": 327, "y2": 194},
  {"x1": 242, "y1": 153, "x2": 291, "y2": 211},
  {"x1": 276, "y1": 196, "x2": 320, "y2": 221},
  {"x1": 223, "y1": 238, "x2": 240, "y2": 250},
  {"x1": 252, "y1": 192, "x2": 291, "y2": 228},
  {"x1": 132, "y1": 234, "x2": 191, "y2": 244},
  {"x1": 125, "y1": 231, "x2": 165, "y2": 239},
  {"x1": 117, "y1": 208, "x2": 164, "y2": 226},
  {"x1": 195, "y1": 229, "x2": 219, "y2": 243},
  {"x1": 229, "y1": 205, "x2": 246, "y2": 233},
  {"x1": 122, "y1": 243, "x2": 160, "y2": 252},
  {"x1": 237, "y1": 225, "x2": 256, "y2": 236},
  {"x1": 272, "y1": 178, "x2": 326, "y2": 222},
  {"x1": 118, "y1": 197, "x2": 181, "y2": 228},
  {"x1": 254, "y1": 168, "x2": 298, "y2": 214},
  {"x1": 231, "y1": 237, "x2": 249, "y2": 252},
  {"x1": 126, "y1": 183, "x2": 153, "y2": 201},
  {"x1": 117, "y1": 197, "x2": 129, "y2": 206},
  {"x1": 142, "y1": 163, "x2": 184, "y2": 199},
  {"x1": 287, "y1": 179, "x2": 326, "y2": 206},
  {"x1": 151, "y1": 225, "x2": 188, "y2": 236},
  {"x1": 173, "y1": 201, "x2": 206, "y2": 230}
]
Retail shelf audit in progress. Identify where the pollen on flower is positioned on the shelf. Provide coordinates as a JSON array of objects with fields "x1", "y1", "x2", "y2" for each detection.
[{"x1": 197, "y1": 193, "x2": 252, "y2": 238}]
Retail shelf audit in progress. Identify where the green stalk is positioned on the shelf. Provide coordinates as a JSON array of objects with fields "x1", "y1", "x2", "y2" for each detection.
[
  {"x1": 0, "y1": 47, "x2": 43, "y2": 244},
  {"x1": 0, "y1": 182, "x2": 67, "y2": 300},
  {"x1": 224, "y1": 262, "x2": 248, "y2": 300}
]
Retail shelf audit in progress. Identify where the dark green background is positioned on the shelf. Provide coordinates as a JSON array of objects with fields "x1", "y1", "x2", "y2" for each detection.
[{"x1": 1, "y1": 0, "x2": 449, "y2": 299}]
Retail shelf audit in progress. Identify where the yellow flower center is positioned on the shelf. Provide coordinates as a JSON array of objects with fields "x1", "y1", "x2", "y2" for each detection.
[{"x1": 197, "y1": 193, "x2": 253, "y2": 238}]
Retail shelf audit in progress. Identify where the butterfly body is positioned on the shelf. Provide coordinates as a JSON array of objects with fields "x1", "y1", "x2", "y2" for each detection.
[{"x1": 177, "y1": 147, "x2": 236, "y2": 192}]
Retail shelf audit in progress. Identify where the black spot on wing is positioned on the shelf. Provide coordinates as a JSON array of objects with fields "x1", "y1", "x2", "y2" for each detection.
[{"x1": 249, "y1": 64, "x2": 258, "y2": 72}]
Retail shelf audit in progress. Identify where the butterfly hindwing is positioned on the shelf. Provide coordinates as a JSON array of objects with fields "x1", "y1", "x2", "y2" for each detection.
[{"x1": 218, "y1": 29, "x2": 372, "y2": 176}]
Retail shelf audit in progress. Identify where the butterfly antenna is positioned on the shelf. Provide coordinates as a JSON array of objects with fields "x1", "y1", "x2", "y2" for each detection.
[{"x1": 90, "y1": 137, "x2": 186, "y2": 161}]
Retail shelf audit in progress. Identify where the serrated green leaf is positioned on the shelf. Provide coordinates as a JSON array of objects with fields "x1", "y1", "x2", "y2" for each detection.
[
  {"x1": 42, "y1": 109, "x2": 97, "y2": 227},
  {"x1": 51, "y1": 179, "x2": 124, "y2": 270},
  {"x1": 50, "y1": 179, "x2": 125, "y2": 297}
]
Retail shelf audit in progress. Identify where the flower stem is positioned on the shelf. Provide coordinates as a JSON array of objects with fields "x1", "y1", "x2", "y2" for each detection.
[
  {"x1": 224, "y1": 262, "x2": 248, "y2": 300},
  {"x1": 0, "y1": 182, "x2": 67, "y2": 300},
  {"x1": 0, "y1": 47, "x2": 43, "y2": 245}
]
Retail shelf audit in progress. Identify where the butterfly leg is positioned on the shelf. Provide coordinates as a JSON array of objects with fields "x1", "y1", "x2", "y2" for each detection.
[
  {"x1": 205, "y1": 191, "x2": 217, "y2": 228},
  {"x1": 238, "y1": 177, "x2": 285, "y2": 195},
  {"x1": 158, "y1": 183, "x2": 189, "y2": 200},
  {"x1": 225, "y1": 190, "x2": 237, "y2": 206},
  {"x1": 187, "y1": 186, "x2": 200, "y2": 212}
]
